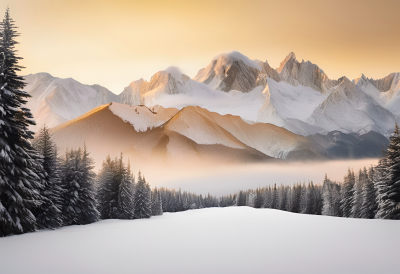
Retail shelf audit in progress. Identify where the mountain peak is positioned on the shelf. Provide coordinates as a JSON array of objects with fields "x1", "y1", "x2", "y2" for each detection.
[
  {"x1": 164, "y1": 66, "x2": 184, "y2": 79},
  {"x1": 194, "y1": 51, "x2": 261, "y2": 92},
  {"x1": 286, "y1": 51, "x2": 296, "y2": 61},
  {"x1": 212, "y1": 51, "x2": 262, "y2": 70},
  {"x1": 337, "y1": 76, "x2": 354, "y2": 88},
  {"x1": 277, "y1": 52, "x2": 297, "y2": 73}
]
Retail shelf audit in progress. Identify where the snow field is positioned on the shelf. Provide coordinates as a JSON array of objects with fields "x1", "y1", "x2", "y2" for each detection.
[{"x1": 0, "y1": 207, "x2": 399, "y2": 274}]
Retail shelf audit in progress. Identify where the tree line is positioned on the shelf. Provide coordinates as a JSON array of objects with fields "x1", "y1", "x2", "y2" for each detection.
[{"x1": 221, "y1": 126, "x2": 400, "y2": 220}]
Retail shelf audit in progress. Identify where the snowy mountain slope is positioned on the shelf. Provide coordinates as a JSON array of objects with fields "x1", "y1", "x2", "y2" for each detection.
[
  {"x1": 257, "y1": 79, "x2": 328, "y2": 127},
  {"x1": 1, "y1": 207, "x2": 399, "y2": 274},
  {"x1": 164, "y1": 106, "x2": 317, "y2": 159},
  {"x1": 51, "y1": 103, "x2": 273, "y2": 168},
  {"x1": 24, "y1": 73, "x2": 118, "y2": 128},
  {"x1": 109, "y1": 103, "x2": 178, "y2": 132},
  {"x1": 309, "y1": 77, "x2": 396, "y2": 135},
  {"x1": 194, "y1": 51, "x2": 262, "y2": 92},
  {"x1": 164, "y1": 107, "x2": 248, "y2": 149},
  {"x1": 355, "y1": 73, "x2": 400, "y2": 116},
  {"x1": 118, "y1": 79, "x2": 147, "y2": 106}
]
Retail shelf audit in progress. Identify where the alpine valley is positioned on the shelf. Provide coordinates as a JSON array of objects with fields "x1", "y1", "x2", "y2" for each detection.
[{"x1": 25, "y1": 52, "x2": 398, "y2": 164}]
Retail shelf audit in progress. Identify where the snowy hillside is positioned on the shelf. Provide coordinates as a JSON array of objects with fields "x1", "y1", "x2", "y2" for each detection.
[
  {"x1": 0, "y1": 207, "x2": 398, "y2": 274},
  {"x1": 109, "y1": 102, "x2": 178, "y2": 132},
  {"x1": 24, "y1": 73, "x2": 118, "y2": 129}
]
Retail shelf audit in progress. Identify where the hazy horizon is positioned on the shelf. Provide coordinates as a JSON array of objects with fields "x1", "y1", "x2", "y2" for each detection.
[{"x1": 140, "y1": 159, "x2": 380, "y2": 195}]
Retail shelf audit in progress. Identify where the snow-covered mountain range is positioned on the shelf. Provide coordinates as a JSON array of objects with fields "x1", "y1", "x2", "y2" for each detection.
[
  {"x1": 51, "y1": 103, "x2": 319, "y2": 166},
  {"x1": 24, "y1": 51, "x2": 400, "y2": 138},
  {"x1": 50, "y1": 103, "x2": 388, "y2": 166}
]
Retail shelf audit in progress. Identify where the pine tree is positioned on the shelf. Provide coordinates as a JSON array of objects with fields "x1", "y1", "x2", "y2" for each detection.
[
  {"x1": 322, "y1": 175, "x2": 342, "y2": 216},
  {"x1": 340, "y1": 169, "x2": 355, "y2": 217},
  {"x1": 360, "y1": 167, "x2": 377, "y2": 219},
  {"x1": 253, "y1": 188, "x2": 264, "y2": 208},
  {"x1": 299, "y1": 183, "x2": 308, "y2": 213},
  {"x1": 288, "y1": 184, "x2": 302, "y2": 213},
  {"x1": 60, "y1": 148, "x2": 99, "y2": 225},
  {"x1": 97, "y1": 156, "x2": 118, "y2": 218},
  {"x1": 263, "y1": 187, "x2": 272, "y2": 208},
  {"x1": 33, "y1": 125, "x2": 64, "y2": 228},
  {"x1": 133, "y1": 172, "x2": 151, "y2": 218},
  {"x1": 270, "y1": 184, "x2": 278, "y2": 209},
  {"x1": 376, "y1": 125, "x2": 400, "y2": 219},
  {"x1": 236, "y1": 191, "x2": 247, "y2": 206},
  {"x1": 0, "y1": 9, "x2": 47, "y2": 236},
  {"x1": 302, "y1": 182, "x2": 317, "y2": 214},
  {"x1": 246, "y1": 190, "x2": 256, "y2": 207},
  {"x1": 151, "y1": 188, "x2": 163, "y2": 216},
  {"x1": 97, "y1": 155, "x2": 135, "y2": 219},
  {"x1": 117, "y1": 160, "x2": 135, "y2": 219},
  {"x1": 351, "y1": 169, "x2": 365, "y2": 218}
]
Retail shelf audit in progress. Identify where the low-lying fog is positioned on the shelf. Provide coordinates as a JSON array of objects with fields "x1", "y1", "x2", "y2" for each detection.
[{"x1": 140, "y1": 159, "x2": 379, "y2": 195}]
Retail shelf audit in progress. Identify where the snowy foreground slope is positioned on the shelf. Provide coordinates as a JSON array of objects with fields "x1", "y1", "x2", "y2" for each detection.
[{"x1": 0, "y1": 207, "x2": 399, "y2": 274}]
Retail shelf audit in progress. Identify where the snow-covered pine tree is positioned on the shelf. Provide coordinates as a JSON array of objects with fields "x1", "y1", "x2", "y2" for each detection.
[
  {"x1": 302, "y1": 182, "x2": 315, "y2": 214},
  {"x1": 340, "y1": 169, "x2": 355, "y2": 217},
  {"x1": 351, "y1": 169, "x2": 365, "y2": 218},
  {"x1": 236, "y1": 190, "x2": 247, "y2": 206},
  {"x1": 33, "y1": 125, "x2": 64, "y2": 228},
  {"x1": 322, "y1": 175, "x2": 342, "y2": 216},
  {"x1": 376, "y1": 125, "x2": 400, "y2": 219},
  {"x1": 247, "y1": 190, "x2": 256, "y2": 207},
  {"x1": 360, "y1": 167, "x2": 377, "y2": 219},
  {"x1": 299, "y1": 183, "x2": 308, "y2": 213},
  {"x1": 0, "y1": 9, "x2": 47, "y2": 236},
  {"x1": 133, "y1": 172, "x2": 152, "y2": 218},
  {"x1": 263, "y1": 186, "x2": 272, "y2": 208},
  {"x1": 271, "y1": 184, "x2": 278, "y2": 209},
  {"x1": 219, "y1": 194, "x2": 237, "y2": 207},
  {"x1": 97, "y1": 156, "x2": 118, "y2": 218},
  {"x1": 116, "y1": 157, "x2": 135, "y2": 219},
  {"x1": 253, "y1": 188, "x2": 264, "y2": 208},
  {"x1": 151, "y1": 188, "x2": 163, "y2": 216},
  {"x1": 60, "y1": 148, "x2": 99, "y2": 225},
  {"x1": 278, "y1": 185, "x2": 288, "y2": 211},
  {"x1": 97, "y1": 155, "x2": 135, "y2": 219},
  {"x1": 313, "y1": 184, "x2": 323, "y2": 215},
  {"x1": 288, "y1": 184, "x2": 302, "y2": 213}
]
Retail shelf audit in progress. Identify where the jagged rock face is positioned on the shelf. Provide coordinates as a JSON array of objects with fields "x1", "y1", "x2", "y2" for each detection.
[
  {"x1": 194, "y1": 51, "x2": 262, "y2": 92},
  {"x1": 219, "y1": 59, "x2": 260, "y2": 92},
  {"x1": 370, "y1": 72, "x2": 400, "y2": 92},
  {"x1": 277, "y1": 52, "x2": 334, "y2": 92},
  {"x1": 256, "y1": 61, "x2": 280, "y2": 86}
]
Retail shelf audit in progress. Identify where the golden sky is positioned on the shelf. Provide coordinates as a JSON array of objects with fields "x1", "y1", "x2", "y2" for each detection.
[{"x1": 2, "y1": 0, "x2": 399, "y2": 93}]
